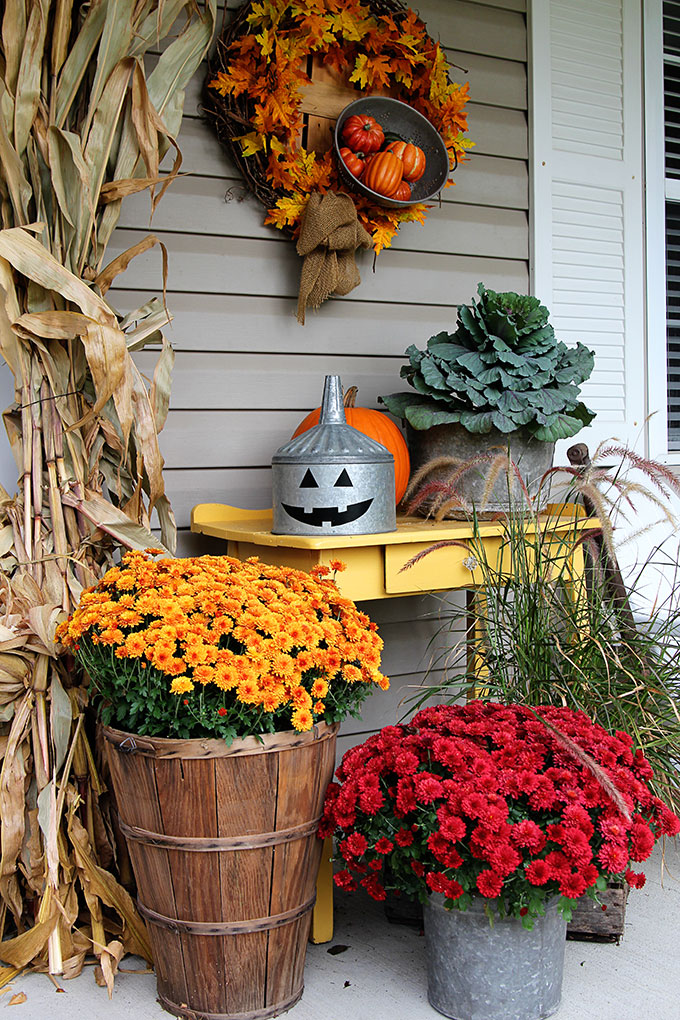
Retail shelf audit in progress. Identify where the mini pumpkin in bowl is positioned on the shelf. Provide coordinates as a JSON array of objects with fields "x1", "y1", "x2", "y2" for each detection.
[{"x1": 334, "y1": 96, "x2": 449, "y2": 208}]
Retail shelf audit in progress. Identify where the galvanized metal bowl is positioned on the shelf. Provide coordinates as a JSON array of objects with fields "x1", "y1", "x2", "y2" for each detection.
[{"x1": 334, "y1": 96, "x2": 449, "y2": 208}]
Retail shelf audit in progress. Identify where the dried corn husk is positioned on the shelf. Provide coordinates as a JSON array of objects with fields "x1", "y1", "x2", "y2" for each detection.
[{"x1": 0, "y1": 0, "x2": 217, "y2": 987}]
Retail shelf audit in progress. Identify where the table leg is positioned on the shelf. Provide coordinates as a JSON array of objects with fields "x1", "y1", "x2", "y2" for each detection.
[{"x1": 310, "y1": 835, "x2": 334, "y2": 943}]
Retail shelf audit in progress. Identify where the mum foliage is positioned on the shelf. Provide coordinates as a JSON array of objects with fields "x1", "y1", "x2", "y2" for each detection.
[
  {"x1": 57, "y1": 552, "x2": 387, "y2": 741},
  {"x1": 381, "y1": 284, "x2": 595, "y2": 440},
  {"x1": 206, "y1": 0, "x2": 471, "y2": 253},
  {"x1": 320, "y1": 702, "x2": 679, "y2": 926}
]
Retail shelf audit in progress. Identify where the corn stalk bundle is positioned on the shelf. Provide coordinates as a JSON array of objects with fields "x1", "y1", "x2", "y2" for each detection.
[{"x1": 0, "y1": 0, "x2": 216, "y2": 988}]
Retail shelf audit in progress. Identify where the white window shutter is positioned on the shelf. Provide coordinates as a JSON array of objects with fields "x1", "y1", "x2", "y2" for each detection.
[{"x1": 530, "y1": 0, "x2": 646, "y2": 458}]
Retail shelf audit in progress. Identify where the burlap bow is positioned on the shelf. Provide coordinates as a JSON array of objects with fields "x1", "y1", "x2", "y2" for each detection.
[{"x1": 296, "y1": 191, "x2": 372, "y2": 324}]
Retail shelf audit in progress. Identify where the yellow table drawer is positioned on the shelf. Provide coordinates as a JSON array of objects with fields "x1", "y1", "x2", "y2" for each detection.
[{"x1": 384, "y1": 539, "x2": 476, "y2": 594}]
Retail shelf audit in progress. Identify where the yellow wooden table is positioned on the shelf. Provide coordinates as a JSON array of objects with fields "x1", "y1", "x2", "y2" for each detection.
[{"x1": 191, "y1": 502, "x2": 597, "y2": 941}]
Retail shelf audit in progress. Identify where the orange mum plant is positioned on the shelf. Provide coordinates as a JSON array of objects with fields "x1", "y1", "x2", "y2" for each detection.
[{"x1": 57, "y1": 551, "x2": 388, "y2": 741}]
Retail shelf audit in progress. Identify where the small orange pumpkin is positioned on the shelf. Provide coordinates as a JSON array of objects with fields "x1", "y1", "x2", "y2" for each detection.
[
  {"x1": 392, "y1": 180, "x2": 412, "y2": 202},
  {"x1": 339, "y1": 146, "x2": 365, "y2": 178},
  {"x1": 385, "y1": 140, "x2": 427, "y2": 182},
  {"x1": 362, "y1": 150, "x2": 404, "y2": 197},
  {"x1": 292, "y1": 386, "x2": 410, "y2": 503}
]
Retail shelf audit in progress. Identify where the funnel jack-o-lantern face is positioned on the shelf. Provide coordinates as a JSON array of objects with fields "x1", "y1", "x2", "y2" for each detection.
[{"x1": 281, "y1": 466, "x2": 374, "y2": 528}]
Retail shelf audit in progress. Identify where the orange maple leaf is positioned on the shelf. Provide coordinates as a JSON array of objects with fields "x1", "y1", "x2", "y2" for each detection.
[
  {"x1": 350, "y1": 52, "x2": 392, "y2": 90},
  {"x1": 370, "y1": 219, "x2": 400, "y2": 254}
]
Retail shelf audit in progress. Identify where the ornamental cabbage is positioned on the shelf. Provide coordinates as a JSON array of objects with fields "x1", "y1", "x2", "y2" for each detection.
[{"x1": 380, "y1": 284, "x2": 596, "y2": 442}]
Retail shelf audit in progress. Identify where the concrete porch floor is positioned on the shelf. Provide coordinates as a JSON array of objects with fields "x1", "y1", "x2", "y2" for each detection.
[{"x1": 15, "y1": 840, "x2": 680, "y2": 1020}]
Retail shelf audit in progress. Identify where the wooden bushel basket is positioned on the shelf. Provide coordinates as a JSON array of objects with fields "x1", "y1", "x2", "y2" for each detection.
[{"x1": 103, "y1": 721, "x2": 338, "y2": 1020}]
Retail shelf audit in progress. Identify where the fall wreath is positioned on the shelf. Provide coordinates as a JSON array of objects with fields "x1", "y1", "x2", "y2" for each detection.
[{"x1": 205, "y1": 0, "x2": 472, "y2": 254}]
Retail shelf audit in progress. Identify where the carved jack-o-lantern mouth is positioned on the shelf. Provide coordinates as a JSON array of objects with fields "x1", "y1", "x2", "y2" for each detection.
[
  {"x1": 281, "y1": 466, "x2": 373, "y2": 527},
  {"x1": 281, "y1": 499, "x2": 374, "y2": 528}
]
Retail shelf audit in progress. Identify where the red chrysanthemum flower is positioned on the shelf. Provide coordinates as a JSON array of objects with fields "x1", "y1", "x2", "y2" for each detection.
[
  {"x1": 414, "y1": 772, "x2": 445, "y2": 805},
  {"x1": 525, "y1": 859, "x2": 551, "y2": 886},
  {"x1": 528, "y1": 776, "x2": 557, "y2": 811},
  {"x1": 476, "y1": 869, "x2": 504, "y2": 898},
  {"x1": 462, "y1": 791, "x2": 490, "y2": 818},
  {"x1": 625, "y1": 868, "x2": 646, "y2": 889},
  {"x1": 395, "y1": 827, "x2": 414, "y2": 847},
  {"x1": 394, "y1": 751, "x2": 420, "y2": 776},
  {"x1": 597, "y1": 841, "x2": 629, "y2": 873},
  {"x1": 558, "y1": 871, "x2": 587, "y2": 898},
  {"x1": 629, "y1": 821, "x2": 655, "y2": 862},
  {"x1": 560, "y1": 827, "x2": 593, "y2": 867},
  {"x1": 599, "y1": 815, "x2": 629, "y2": 843},
  {"x1": 341, "y1": 831, "x2": 368, "y2": 859},
  {"x1": 360, "y1": 875, "x2": 387, "y2": 901},
  {"x1": 510, "y1": 819, "x2": 546, "y2": 853},
  {"x1": 545, "y1": 850, "x2": 571, "y2": 879},
  {"x1": 374, "y1": 837, "x2": 394, "y2": 855},
  {"x1": 334, "y1": 869, "x2": 357, "y2": 891},
  {"x1": 562, "y1": 804, "x2": 594, "y2": 838},
  {"x1": 488, "y1": 842, "x2": 522, "y2": 877}
]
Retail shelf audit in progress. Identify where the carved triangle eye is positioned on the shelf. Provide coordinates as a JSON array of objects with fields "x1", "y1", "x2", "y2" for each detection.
[
  {"x1": 300, "y1": 469, "x2": 318, "y2": 488},
  {"x1": 334, "y1": 469, "x2": 353, "y2": 487}
]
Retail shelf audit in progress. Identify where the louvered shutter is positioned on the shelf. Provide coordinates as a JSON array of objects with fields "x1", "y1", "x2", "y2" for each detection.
[
  {"x1": 664, "y1": 1, "x2": 680, "y2": 451},
  {"x1": 530, "y1": 0, "x2": 646, "y2": 457}
]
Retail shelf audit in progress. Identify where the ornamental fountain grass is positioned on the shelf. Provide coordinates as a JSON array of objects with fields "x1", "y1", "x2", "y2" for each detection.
[
  {"x1": 320, "y1": 701, "x2": 680, "y2": 1020},
  {"x1": 57, "y1": 551, "x2": 388, "y2": 1020}
]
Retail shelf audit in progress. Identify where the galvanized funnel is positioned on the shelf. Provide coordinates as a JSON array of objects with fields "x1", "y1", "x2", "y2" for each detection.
[{"x1": 272, "y1": 375, "x2": 396, "y2": 536}]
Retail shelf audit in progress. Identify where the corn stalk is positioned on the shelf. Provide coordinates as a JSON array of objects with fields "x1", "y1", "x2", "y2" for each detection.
[{"x1": 0, "y1": 0, "x2": 216, "y2": 987}]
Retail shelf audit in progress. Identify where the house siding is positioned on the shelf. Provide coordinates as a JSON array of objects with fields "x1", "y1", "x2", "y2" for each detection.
[{"x1": 0, "y1": 0, "x2": 529, "y2": 753}]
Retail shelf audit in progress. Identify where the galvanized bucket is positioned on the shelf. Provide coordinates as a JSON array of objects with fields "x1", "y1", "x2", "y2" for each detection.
[{"x1": 424, "y1": 894, "x2": 566, "y2": 1020}]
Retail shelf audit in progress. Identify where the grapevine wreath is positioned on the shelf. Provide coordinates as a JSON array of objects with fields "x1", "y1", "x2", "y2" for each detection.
[{"x1": 204, "y1": 0, "x2": 472, "y2": 256}]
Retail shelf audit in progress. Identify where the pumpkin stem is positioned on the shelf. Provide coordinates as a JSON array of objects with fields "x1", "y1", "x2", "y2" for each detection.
[{"x1": 343, "y1": 386, "x2": 358, "y2": 409}]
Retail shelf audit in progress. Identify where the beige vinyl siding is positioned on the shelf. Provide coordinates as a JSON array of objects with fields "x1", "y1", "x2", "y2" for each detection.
[{"x1": 107, "y1": 0, "x2": 529, "y2": 742}]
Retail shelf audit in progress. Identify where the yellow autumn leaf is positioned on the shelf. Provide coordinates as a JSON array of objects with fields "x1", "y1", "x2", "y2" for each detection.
[
  {"x1": 349, "y1": 53, "x2": 371, "y2": 90},
  {"x1": 264, "y1": 193, "x2": 309, "y2": 231},
  {"x1": 256, "y1": 26, "x2": 276, "y2": 57},
  {"x1": 332, "y1": 9, "x2": 367, "y2": 42},
  {"x1": 235, "y1": 132, "x2": 266, "y2": 157},
  {"x1": 371, "y1": 221, "x2": 399, "y2": 254}
]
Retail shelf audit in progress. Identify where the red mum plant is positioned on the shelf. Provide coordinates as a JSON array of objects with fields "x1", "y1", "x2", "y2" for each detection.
[{"x1": 320, "y1": 702, "x2": 680, "y2": 927}]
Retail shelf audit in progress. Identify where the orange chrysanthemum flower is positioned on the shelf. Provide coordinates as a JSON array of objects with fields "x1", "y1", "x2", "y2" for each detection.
[{"x1": 291, "y1": 707, "x2": 314, "y2": 732}]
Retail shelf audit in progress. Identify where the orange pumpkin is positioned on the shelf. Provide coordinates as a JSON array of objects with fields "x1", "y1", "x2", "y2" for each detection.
[
  {"x1": 385, "y1": 140, "x2": 427, "y2": 182},
  {"x1": 392, "y1": 180, "x2": 412, "y2": 202},
  {"x1": 292, "y1": 386, "x2": 410, "y2": 503},
  {"x1": 362, "y1": 150, "x2": 403, "y2": 197},
  {"x1": 339, "y1": 146, "x2": 365, "y2": 178}
]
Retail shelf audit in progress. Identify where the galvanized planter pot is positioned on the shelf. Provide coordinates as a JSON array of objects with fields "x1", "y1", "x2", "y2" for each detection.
[
  {"x1": 424, "y1": 894, "x2": 567, "y2": 1020},
  {"x1": 406, "y1": 423, "x2": 554, "y2": 518}
]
